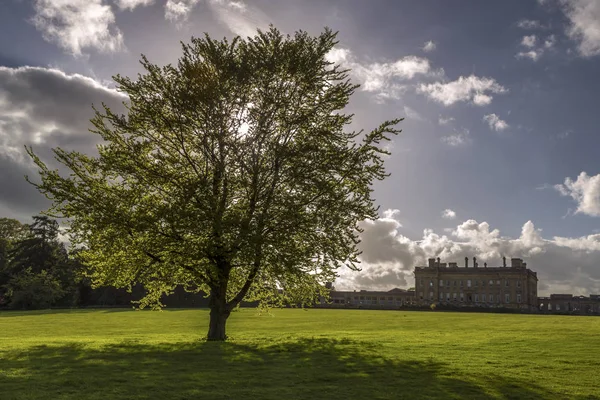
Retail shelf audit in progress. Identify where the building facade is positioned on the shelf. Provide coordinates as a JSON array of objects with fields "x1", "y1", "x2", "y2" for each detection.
[
  {"x1": 320, "y1": 287, "x2": 416, "y2": 308},
  {"x1": 538, "y1": 294, "x2": 600, "y2": 314},
  {"x1": 414, "y1": 257, "x2": 539, "y2": 311}
]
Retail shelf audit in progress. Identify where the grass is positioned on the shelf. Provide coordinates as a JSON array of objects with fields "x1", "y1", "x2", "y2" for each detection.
[{"x1": 1, "y1": 309, "x2": 599, "y2": 400}]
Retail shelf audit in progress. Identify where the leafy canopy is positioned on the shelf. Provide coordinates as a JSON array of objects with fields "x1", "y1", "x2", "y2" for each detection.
[{"x1": 27, "y1": 27, "x2": 401, "y2": 310}]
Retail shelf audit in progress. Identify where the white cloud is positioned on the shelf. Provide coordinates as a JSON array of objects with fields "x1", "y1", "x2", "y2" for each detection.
[
  {"x1": 517, "y1": 19, "x2": 543, "y2": 29},
  {"x1": 403, "y1": 106, "x2": 423, "y2": 121},
  {"x1": 165, "y1": 0, "x2": 201, "y2": 21},
  {"x1": 554, "y1": 172, "x2": 600, "y2": 217},
  {"x1": 438, "y1": 116, "x2": 455, "y2": 126},
  {"x1": 544, "y1": 34, "x2": 556, "y2": 48},
  {"x1": 114, "y1": 0, "x2": 154, "y2": 10},
  {"x1": 418, "y1": 75, "x2": 507, "y2": 106},
  {"x1": 521, "y1": 35, "x2": 537, "y2": 48},
  {"x1": 483, "y1": 113, "x2": 509, "y2": 131},
  {"x1": 207, "y1": 0, "x2": 269, "y2": 37},
  {"x1": 516, "y1": 34, "x2": 555, "y2": 61},
  {"x1": 560, "y1": 0, "x2": 600, "y2": 57},
  {"x1": 31, "y1": 0, "x2": 124, "y2": 56},
  {"x1": 441, "y1": 128, "x2": 470, "y2": 147},
  {"x1": 327, "y1": 48, "x2": 436, "y2": 101},
  {"x1": 336, "y1": 215, "x2": 600, "y2": 295},
  {"x1": 516, "y1": 50, "x2": 541, "y2": 61},
  {"x1": 423, "y1": 40, "x2": 436, "y2": 52},
  {"x1": 442, "y1": 209, "x2": 456, "y2": 219}
]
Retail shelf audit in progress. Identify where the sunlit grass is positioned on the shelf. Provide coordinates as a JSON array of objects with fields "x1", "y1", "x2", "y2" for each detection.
[{"x1": 1, "y1": 308, "x2": 599, "y2": 399}]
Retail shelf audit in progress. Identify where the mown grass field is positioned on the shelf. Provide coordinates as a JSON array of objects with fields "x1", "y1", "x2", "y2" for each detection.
[{"x1": 1, "y1": 308, "x2": 599, "y2": 400}]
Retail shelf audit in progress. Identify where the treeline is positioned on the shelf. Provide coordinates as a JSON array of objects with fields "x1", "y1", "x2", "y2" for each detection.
[{"x1": 0, "y1": 216, "x2": 219, "y2": 310}]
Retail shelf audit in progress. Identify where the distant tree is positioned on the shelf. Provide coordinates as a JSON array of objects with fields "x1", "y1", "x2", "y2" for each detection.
[
  {"x1": 0, "y1": 218, "x2": 29, "y2": 289},
  {"x1": 27, "y1": 27, "x2": 401, "y2": 340},
  {"x1": 3, "y1": 268, "x2": 64, "y2": 309},
  {"x1": 8, "y1": 216, "x2": 68, "y2": 276}
]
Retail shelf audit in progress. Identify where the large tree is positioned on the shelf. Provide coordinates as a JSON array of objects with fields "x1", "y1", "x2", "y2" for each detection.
[{"x1": 27, "y1": 27, "x2": 401, "y2": 340}]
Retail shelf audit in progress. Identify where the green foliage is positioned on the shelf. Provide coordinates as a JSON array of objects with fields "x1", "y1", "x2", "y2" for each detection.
[
  {"x1": 25, "y1": 26, "x2": 401, "y2": 338},
  {"x1": 3, "y1": 268, "x2": 64, "y2": 309},
  {"x1": 1, "y1": 309, "x2": 599, "y2": 399}
]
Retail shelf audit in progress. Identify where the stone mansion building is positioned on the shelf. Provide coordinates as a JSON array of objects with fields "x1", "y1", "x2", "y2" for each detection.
[
  {"x1": 320, "y1": 257, "x2": 600, "y2": 314},
  {"x1": 414, "y1": 257, "x2": 539, "y2": 311}
]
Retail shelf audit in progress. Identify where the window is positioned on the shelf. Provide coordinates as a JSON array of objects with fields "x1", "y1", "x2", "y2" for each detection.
[
  {"x1": 505, "y1": 280, "x2": 510, "y2": 287},
  {"x1": 489, "y1": 280, "x2": 494, "y2": 285},
  {"x1": 556, "y1": 304, "x2": 561, "y2": 311},
  {"x1": 505, "y1": 293, "x2": 510, "y2": 303},
  {"x1": 439, "y1": 279, "x2": 444, "y2": 287},
  {"x1": 482, "y1": 294, "x2": 486, "y2": 302},
  {"x1": 429, "y1": 291, "x2": 434, "y2": 300},
  {"x1": 497, "y1": 280, "x2": 501, "y2": 285},
  {"x1": 489, "y1": 294, "x2": 493, "y2": 303},
  {"x1": 359, "y1": 296, "x2": 364, "y2": 300},
  {"x1": 453, "y1": 280, "x2": 457, "y2": 287},
  {"x1": 475, "y1": 294, "x2": 479, "y2": 302},
  {"x1": 446, "y1": 280, "x2": 450, "y2": 287},
  {"x1": 446, "y1": 293, "x2": 450, "y2": 301},
  {"x1": 482, "y1": 280, "x2": 486, "y2": 287},
  {"x1": 453, "y1": 293, "x2": 457, "y2": 301},
  {"x1": 517, "y1": 280, "x2": 521, "y2": 288},
  {"x1": 429, "y1": 280, "x2": 434, "y2": 287},
  {"x1": 517, "y1": 294, "x2": 522, "y2": 303},
  {"x1": 548, "y1": 304, "x2": 552, "y2": 311},
  {"x1": 475, "y1": 280, "x2": 478, "y2": 287},
  {"x1": 439, "y1": 292, "x2": 444, "y2": 300},
  {"x1": 467, "y1": 280, "x2": 472, "y2": 287},
  {"x1": 460, "y1": 280, "x2": 463, "y2": 287},
  {"x1": 460, "y1": 293, "x2": 464, "y2": 302}
]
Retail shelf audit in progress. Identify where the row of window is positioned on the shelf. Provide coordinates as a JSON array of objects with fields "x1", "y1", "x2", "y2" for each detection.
[
  {"x1": 421, "y1": 291, "x2": 522, "y2": 303},
  {"x1": 332, "y1": 298, "x2": 412, "y2": 306},
  {"x1": 420, "y1": 279, "x2": 522, "y2": 288}
]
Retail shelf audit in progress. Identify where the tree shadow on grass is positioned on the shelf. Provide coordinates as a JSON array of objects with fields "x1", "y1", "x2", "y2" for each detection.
[{"x1": 0, "y1": 338, "x2": 595, "y2": 400}]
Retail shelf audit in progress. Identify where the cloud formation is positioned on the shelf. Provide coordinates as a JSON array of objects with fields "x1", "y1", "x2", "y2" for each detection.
[
  {"x1": 560, "y1": 0, "x2": 600, "y2": 57},
  {"x1": 418, "y1": 75, "x2": 507, "y2": 106},
  {"x1": 521, "y1": 35, "x2": 537, "y2": 48},
  {"x1": 327, "y1": 48, "x2": 438, "y2": 101},
  {"x1": 441, "y1": 128, "x2": 470, "y2": 147},
  {"x1": 517, "y1": 19, "x2": 544, "y2": 29},
  {"x1": 336, "y1": 214, "x2": 600, "y2": 295},
  {"x1": 423, "y1": 40, "x2": 436, "y2": 52},
  {"x1": 31, "y1": 0, "x2": 124, "y2": 56},
  {"x1": 483, "y1": 113, "x2": 509, "y2": 131},
  {"x1": 0, "y1": 66, "x2": 126, "y2": 217},
  {"x1": 115, "y1": 0, "x2": 154, "y2": 10},
  {"x1": 442, "y1": 209, "x2": 456, "y2": 219},
  {"x1": 516, "y1": 34, "x2": 555, "y2": 61},
  {"x1": 554, "y1": 172, "x2": 600, "y2": 217}
]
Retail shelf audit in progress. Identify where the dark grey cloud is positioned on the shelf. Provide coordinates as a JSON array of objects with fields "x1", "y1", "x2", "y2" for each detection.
[{"x1": 0, "y1": 66, "x2": 127, "y2": 219}]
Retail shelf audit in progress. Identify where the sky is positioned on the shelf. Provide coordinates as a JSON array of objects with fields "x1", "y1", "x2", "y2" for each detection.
[{"x1": 1, "y1": 0, "x2": 600, "y2": 296}]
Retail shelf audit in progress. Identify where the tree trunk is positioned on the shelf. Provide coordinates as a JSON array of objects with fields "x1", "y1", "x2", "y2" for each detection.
[{"x1": 207, "y1": 287, "x2": 230, "y2": 341}]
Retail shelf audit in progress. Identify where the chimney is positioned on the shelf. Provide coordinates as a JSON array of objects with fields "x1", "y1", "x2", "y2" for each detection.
[
  {"x1": 428, "y1": 258, "x2": 436, "y2": 268},
  {"x1": 325, "y1": 282, "x2": 333, "y2": 290},
  {"x1": 437, "y1": 257, "x2": 441, "y2": 267},
  {"x1": 484, "y1": 262, "x2": 487, "y2": 268},
  {"x1": 503, "y1": 256, "x2": 506, "y2": 267},
  {"x1": 473, "y1": 256, "x2": 478, "y2": 268},
  {"x1": 465, "y1": 257, "x2": 469, "y2": 268}
]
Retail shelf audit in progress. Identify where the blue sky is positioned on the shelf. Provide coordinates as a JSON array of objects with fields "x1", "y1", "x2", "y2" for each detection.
[{"x1": 1, "y1": 0, "x2": 600, "y2": 295}]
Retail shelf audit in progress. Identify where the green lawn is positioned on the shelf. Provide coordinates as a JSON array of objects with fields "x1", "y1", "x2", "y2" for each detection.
[{"x1": 1, "y1": 309, "x2": 599, "y2": 399}]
